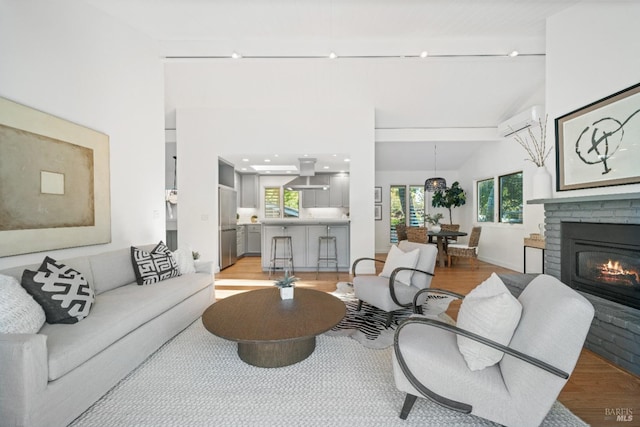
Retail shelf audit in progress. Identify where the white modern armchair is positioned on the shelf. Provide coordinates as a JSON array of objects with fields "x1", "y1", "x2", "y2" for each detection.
[
  {"x1": 393, "y1": 274, "x2": 594, "y2": 427},
  {"x1": 352, "y1": 241, "x2": 438, "y2": 327}
]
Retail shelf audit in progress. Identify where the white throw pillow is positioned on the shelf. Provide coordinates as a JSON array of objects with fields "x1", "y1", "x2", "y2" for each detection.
[
  {"x1": 0, "y1": 273, "x2": 46, "y2": 334},
  {"x1": 172, "y1": 247, "x2": 196, "y2": 275},
  {"x1": 379, "y1": 245, "x2": 420, "y2": 286},
  {"x1": 456, "y1": 273, "x2": 522, "y2": 371}
]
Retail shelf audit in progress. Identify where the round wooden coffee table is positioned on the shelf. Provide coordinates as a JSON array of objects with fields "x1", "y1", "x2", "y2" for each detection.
[{"x1": 202, "y1": 287, "x2": 345, "y2": 368}]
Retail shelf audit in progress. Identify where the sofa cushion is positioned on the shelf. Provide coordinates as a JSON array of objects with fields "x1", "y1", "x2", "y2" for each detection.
[
  {"x1": 89, "y1": 245, "x2": 155, "y2": 294},
  {"x1": 42, "y1": 272, "x2": 212, "y2": 381},
  {"x1": 0, "y1": 273, "x2": 46, "y2": 333},
  {"x1": 456, "y1": 273, "x2": 522, "y2": 371},
  {"x1": 21, "y1": 257, "x2": 95, "y2": 324},
  {"x1": 172, "y1": 247, "x2": 196, "y2": 275},
  {"x1": 131, "y1": 242, "x2": 179, "y2": 286},
  {"x1": 397, "y1": 241, "x2": 437, "y2": 289},
  {"x1": 379, "y1": 245, "x2": 419, "y2": 286}
]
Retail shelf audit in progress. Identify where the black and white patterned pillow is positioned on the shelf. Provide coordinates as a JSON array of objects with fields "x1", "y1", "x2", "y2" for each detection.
[
  {"x1": 131, "y1": 241, "x2": 179, "y2": 286},
  {"x1": 21, "y1": 257, "x2": 95, "y2": 324}
]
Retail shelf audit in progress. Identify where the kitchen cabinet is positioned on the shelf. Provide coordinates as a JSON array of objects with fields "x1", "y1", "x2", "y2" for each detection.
[
  {"x1": 240, "y1": 174, "x2": 259, "y2": 208},
  {"x1": 300, "y1": 174, "x2": 347, "y2": 208},
  {"x1": 301, "y1": 188, "x2": 330, "y2": 208},
  {"x1": 261, "y1": 225, "x2": 306, "y2": 270},
  {"x1": 237, "y1": 225, "x2": 246, "y2": 257},
  {"x1": 261, "y1": 221, "x2": 350, "y2": 271},
  {"x1": 329, "y1": 175, "x2": 349, "y2": 207},
  {"x1": 307, "y1": 225, "x2": 350, "y2": 269},
  {"x1": 246, "y1": 224, "x2": 262, "y2": 254}
]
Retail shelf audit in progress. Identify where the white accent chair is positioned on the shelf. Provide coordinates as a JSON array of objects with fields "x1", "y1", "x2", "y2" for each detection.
[
  {"x1": 352, "y1": 241, "x2": 438, "y2": 327},
  {"x1": 392, "y1": 274, "x2": 594, "y2": 427}
]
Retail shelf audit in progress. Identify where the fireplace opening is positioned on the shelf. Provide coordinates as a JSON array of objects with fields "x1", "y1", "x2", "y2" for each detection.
[{"x1": 562, "y1": 222, "x2": 640, "y2": 310}]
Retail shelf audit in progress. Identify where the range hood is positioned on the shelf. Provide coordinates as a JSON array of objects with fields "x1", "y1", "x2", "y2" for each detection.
[
  {"x1": 284, "y1": 174, "x2": 330, "y2": 190},
  {"x1": 284, "y1": 158, "x2": 330, "y2": 190}
]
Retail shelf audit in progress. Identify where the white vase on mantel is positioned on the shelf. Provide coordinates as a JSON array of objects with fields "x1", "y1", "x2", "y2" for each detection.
[{"x1": 532, "y1": 166, "x2": 552, "y2": 200}]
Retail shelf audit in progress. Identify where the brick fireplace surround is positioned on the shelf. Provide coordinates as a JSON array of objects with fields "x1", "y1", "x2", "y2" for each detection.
[{"x1": 532, "y1": 192, "x2": 640, "y2": 376}]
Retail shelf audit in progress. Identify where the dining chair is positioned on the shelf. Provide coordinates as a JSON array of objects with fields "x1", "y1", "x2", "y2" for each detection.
[{"x1": 447, "y1": 226, "x2": 481, "y2": 268}]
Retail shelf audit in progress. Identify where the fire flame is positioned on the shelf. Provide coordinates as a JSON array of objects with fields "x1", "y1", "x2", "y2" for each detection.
[{"x1": 599, "y1": 259, "x2": 639, "y2": 282}]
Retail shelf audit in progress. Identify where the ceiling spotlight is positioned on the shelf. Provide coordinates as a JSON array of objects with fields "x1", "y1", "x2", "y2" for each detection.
[
  {"x1": 231, "y1": 51, "x2": 242, "y2": 59},
  {"x1": 420, "y1": 51, "x2": 428, "y2": 58},
  {"x1": 264, "y1": 159, "x2": 271, "y2": 162},
  {"x1": 329, "y1": 51, "x2": 338, "y2": 59},
  {"x1": 344, "y1": 158, "x2": 351, "y2": 162},
  {"x1": 508, "y1": 50, "x2": 519, "y2": 57}
]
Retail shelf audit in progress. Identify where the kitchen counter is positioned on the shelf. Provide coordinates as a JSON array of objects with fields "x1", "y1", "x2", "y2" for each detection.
[
  {"x1": 260, "y1": 219, "x2": 350, "y2": 225},
  {"x1": 261, "y1": 221, "x2": 350, "y2": 272}
]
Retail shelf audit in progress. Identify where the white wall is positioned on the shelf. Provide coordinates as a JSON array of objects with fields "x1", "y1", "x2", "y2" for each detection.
[
  {"x1": 176, "y1": 107, "x2": 375, "y2": 272},
  {"x1": 0, "y1": 0, "x2": 165, "y2": 269},
  {"x1": 546, "y1": 2, "x2": 640, "y2": 197}
]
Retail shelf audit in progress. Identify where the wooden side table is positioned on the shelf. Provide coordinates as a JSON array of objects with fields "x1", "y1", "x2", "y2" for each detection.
[{"x1": 523, "y1": 237, "x2": 546, "y2": 274}]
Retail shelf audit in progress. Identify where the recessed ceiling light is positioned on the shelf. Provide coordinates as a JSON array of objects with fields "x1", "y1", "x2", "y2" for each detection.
[
  {"x1": 251, "y1": 164, "x2": 297, "y2": 172},
  {"x1": 264, "y1": 159, "x2": 271, "y2": 162},
  {"x1": 329, "y1": 51, "x2": 337, "y2": 59},
  {"x1": 420, "y1": 51, "x2": 428, "y2": 58},
  {"x1": 344, "y1": 158, "x2": 351, "y2": 162},
  {"x1": 323, "y1": 166, "x2": 330, "y2": 169},
  {"x1": 242, "y1": 158, "x2": 249, "y2": 162},
  {"x1": 231, "y1": 51, "x2": 242, "y2": 59},
  {"x1": 241, "y1": 167, "x2": 247, "y2": 171},
  {"x1": 508, "y1": 50, "x2": 519, "y2": 57}
]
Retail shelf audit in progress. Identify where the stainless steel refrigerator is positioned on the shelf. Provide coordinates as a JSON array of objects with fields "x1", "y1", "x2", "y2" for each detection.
[{"x1": 219, "y1": 187, "x2": 238, "y2": 270}]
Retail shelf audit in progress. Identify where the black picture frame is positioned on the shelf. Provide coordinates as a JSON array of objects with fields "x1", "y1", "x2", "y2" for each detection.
[
  {"x1": 374, "y1": 186, "x2": 382, "y2": 203},
  {"x1": 374, "y1": 205, "x2": 382, "y2": 221},
  {"x1": 555, "y1": 82, "x2": 640, "y2": 191}
]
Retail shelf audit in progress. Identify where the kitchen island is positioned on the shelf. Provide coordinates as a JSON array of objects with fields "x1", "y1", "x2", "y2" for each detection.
[{"x1": 261, "y1": 219, "x2": 350, "y2": 273}]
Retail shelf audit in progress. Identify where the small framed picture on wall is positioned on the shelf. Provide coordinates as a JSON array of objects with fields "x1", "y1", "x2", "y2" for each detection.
[
  {"x1": 374, "y1": 205, "x2": 382, "y2": 221},
  {"x1": 374, "y1": 186, "x2": 382, "y2": 203}
]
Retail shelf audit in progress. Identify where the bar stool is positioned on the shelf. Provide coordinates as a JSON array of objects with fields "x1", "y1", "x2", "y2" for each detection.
[
  {"x1": 316, "y1": 235, "x2": 339, "y2": 279},
  {"x1": 269, "y1": 235, "x2": 294, "y2": 278}
]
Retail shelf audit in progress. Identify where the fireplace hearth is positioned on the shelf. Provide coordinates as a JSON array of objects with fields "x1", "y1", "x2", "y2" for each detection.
[
  {"x1": 561, "y1": 222, "x2": 640, "y2": 310},
  {"x1": 532, "y1": 192, "x2": 640, "y2": 376}
]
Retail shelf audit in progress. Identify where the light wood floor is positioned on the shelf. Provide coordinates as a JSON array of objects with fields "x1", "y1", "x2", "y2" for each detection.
[{"x1": 217, "y1": 256, "x2": 640, "y2": 427}]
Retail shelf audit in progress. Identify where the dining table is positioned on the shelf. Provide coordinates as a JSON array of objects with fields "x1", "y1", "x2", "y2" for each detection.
[{"x1": 428, "y1": 230, "x2": 468, "y2": 267}]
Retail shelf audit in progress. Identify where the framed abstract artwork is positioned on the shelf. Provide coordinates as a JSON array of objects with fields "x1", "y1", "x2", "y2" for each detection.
[
  {"x1": 374, "y1": 186, "x2": 382, "y2": 203},
  {"x1": 0, "y1": 97, "x2": 111, "y2": 257},
  {"x1": 374, "y1": 205, "x2": 382, "y2": 221},
  {"x1": 555, "y1": 82, "x2": 640, "y2": 191}
]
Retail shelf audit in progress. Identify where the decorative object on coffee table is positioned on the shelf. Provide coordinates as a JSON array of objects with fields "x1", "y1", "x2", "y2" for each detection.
[{"x1": 274, "y1": 270, "x2": 298, "y2": 300}]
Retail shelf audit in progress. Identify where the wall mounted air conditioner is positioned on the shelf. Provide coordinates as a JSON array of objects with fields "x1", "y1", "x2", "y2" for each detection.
[{"x1": 498, "y1": 105, "x2": 544, "y2": 137}]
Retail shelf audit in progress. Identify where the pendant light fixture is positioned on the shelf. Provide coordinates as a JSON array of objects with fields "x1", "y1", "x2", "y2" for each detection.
[{"x1": 424, "y1": 145, "x2": 447, "y2": 192}]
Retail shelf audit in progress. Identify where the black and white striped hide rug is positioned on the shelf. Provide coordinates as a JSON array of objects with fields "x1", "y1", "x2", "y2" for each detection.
[{"x1": 326, "y1": 282, "x2": 454, "y2": 349}]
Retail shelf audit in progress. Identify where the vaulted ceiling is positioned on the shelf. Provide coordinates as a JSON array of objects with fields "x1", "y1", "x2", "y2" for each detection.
[{"x1": 84, "y1": 0, "x2": 594, "y2": 171}]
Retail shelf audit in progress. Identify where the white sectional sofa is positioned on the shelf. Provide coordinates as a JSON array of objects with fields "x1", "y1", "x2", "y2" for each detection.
[{"x1": 0, "y1": 244, "x2": 214, "y2": 427}]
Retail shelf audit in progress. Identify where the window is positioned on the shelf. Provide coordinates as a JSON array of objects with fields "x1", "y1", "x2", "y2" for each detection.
[
  {"x1": 409, "y1": 186, "x2": 425, "y2": 227},
  {"x1": 283, "y1": 189, "x2": 299, "y2": 218},
  {"x1": 499, "y1": 172, "x2": 523, "y2": 224},
  {"x1": 475, "y1": 172, "x2": 522, "y2": 224},
  {"x1": 264, "y1": 187, "x2": 281, "y2": 218},
  {"x1": 388, "y1": 185, "x2": 425, "y2": 243},
  {"x1": 477, "y1": 178, "x2": 494, "y2": 222},
  {"x1": 264, "y1": 187, "x2": 300, "y2": 218},
  {"x1": 389, "y1": 185, "x2": 406, "y2": 243}
]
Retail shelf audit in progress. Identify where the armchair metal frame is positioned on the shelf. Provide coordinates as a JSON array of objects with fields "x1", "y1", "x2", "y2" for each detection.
[
  {"x1": 394, "y1": 288, "x2": 569, "y2": 420},
  {"x1": 351, "y1": 257, "x2": 435, "y2": 327}
]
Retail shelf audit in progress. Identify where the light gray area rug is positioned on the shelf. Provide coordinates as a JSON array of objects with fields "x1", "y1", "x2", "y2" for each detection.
[{"x1": 70, "y1": 321, "x2": 587, "y2": 427}]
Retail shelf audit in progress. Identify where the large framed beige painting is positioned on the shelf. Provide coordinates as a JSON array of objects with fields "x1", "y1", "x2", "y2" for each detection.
[{"x1": 0, "y1": 97, "x2": 111, "y2": 257}]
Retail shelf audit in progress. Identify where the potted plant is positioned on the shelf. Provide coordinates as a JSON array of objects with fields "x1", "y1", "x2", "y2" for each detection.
[
  {"x1": 432, "y1": 181, "x2": 466, "y2": 224},
  {"x1": 274, "y1": 270, "x2": 298, "y2": 300},
  {"x1": 425, "y1": 213, "x2": 444, "y2": 233}
]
